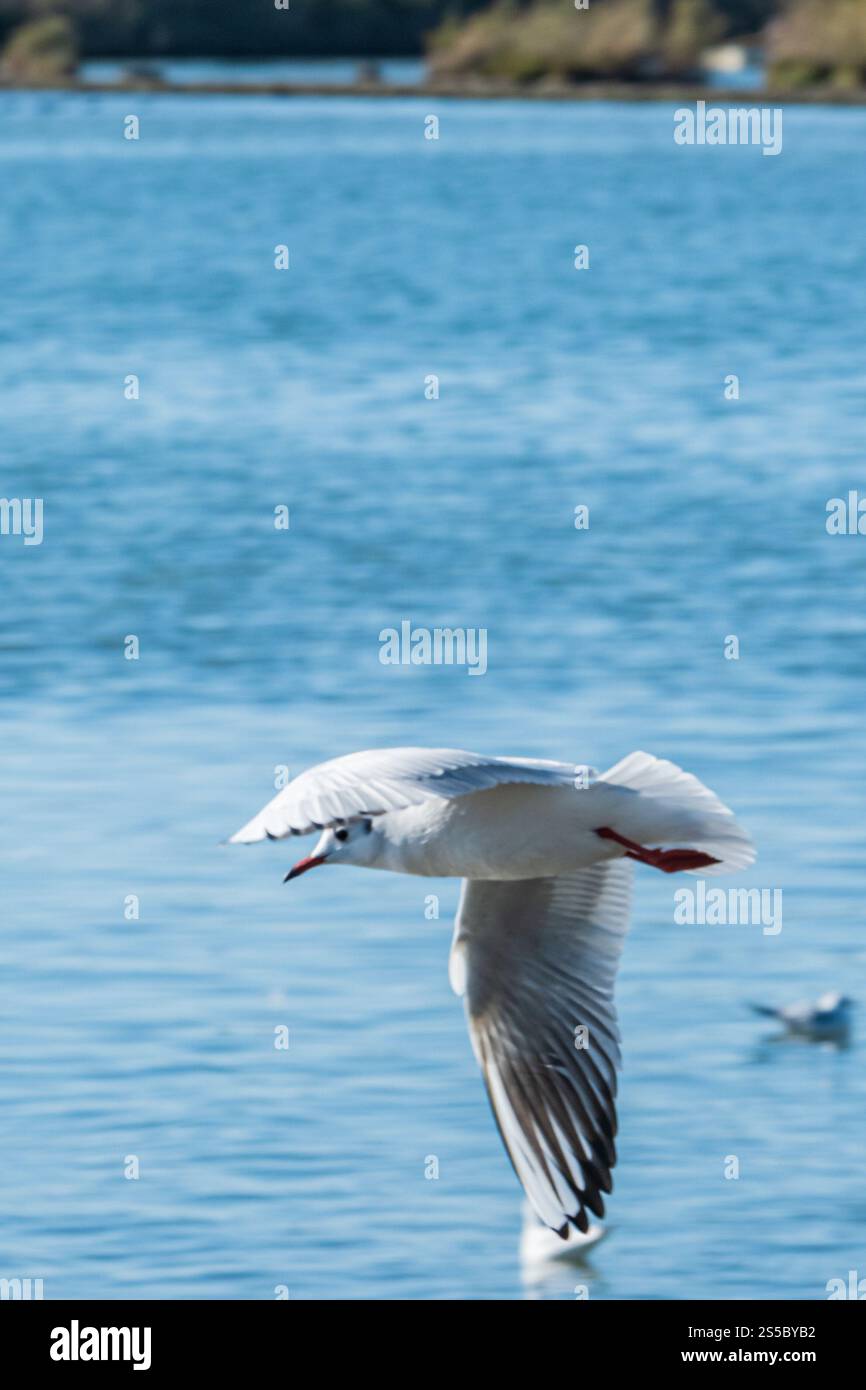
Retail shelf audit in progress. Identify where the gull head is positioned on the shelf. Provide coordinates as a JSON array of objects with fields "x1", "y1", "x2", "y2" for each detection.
[
  {"x1": 818, "y1": 992, "x2": 854, "y2": 1015},
  {"x1": 284, "y1": 818, "x2": 381, "y2": 881}
]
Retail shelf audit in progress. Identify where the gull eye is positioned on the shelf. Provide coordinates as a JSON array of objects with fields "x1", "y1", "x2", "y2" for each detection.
[{"x1": 335, "y1": 828, "x2": 349, "y2": 843}]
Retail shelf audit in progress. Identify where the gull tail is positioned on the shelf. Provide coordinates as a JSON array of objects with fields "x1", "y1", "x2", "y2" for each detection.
[
  {"x1": 599, "y1": 750, "x2": 755, "y2": 876},
  {"x1": 748, "y1": 1003, "x2": 779, "y2": 1018}
]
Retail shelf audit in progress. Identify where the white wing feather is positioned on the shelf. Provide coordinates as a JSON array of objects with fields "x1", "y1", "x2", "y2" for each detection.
[
  {"x1": 228, "y1": 746, "x2": 584, "y2": 842},
  {"x1": 451, "y1": 859, "x2": 633, "y2": 1236}
]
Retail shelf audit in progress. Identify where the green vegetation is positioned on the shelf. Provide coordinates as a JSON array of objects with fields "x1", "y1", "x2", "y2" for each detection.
[
  {"x1": 0, "y1": 15, "x2": 77, "y2": 79},
  {"x1": 0, "y1": 2, "x2": 490, "y2": 58},
  {"x1": 428, "y1": 0, "x2": 730, "y2": 84},
  {"x1": 429, "y1": 0, "x2": 658, "y2": 83},
  {"x1": 664, "y1": 0, "x2": 725, "y2": 76},
  {"x1": 768, "y1": 0, "x2": 866, "y2": 88},
  {"x1": 430, "y1": 0, "x2": 866, "y2": 90},
  {"x1": 0, "y1": 1, "x2": 858, "y2": 93},
  {"x1": 0, "y1": 1, "x2": 777, "y2": 61}
]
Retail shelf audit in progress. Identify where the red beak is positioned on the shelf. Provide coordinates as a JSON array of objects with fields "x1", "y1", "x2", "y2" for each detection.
[{"x1": 284, "y1": 854, "x2": 328, "y2": 883}]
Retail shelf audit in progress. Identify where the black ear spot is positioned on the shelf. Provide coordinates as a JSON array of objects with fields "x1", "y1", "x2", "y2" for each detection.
[{"x1": 362, "y1": 817, "x2": 373, "y2": 834}]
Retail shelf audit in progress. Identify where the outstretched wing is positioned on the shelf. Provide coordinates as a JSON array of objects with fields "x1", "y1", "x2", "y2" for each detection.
[
  {"x1": 450, "y1": 859, "x2": 633, "y2": 1235},
  {"x1": 228, "y1": 746, "x2": 587, "y2": 842}
]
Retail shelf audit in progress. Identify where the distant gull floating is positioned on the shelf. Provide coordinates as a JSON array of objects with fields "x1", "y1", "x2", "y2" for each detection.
[
  {"x1": 750, "y1": 992, "x2": 854, "y2": 1040},
  {"x1": 230, "y1": 746, "x2": 754, "y2": 1235}
]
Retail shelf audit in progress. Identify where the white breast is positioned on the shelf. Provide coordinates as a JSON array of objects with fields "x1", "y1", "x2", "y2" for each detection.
[{"x1": 379, "y1": 784, "x2": 623, "y2": 880}]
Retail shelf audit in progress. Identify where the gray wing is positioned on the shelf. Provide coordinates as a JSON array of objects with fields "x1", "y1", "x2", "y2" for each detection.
[
  {"x1": 450, "y1": 859, "x2": 633, "y2": 1236},
  {"x1": 229, "y1": 746, "x2": 588, "y2": 842}
]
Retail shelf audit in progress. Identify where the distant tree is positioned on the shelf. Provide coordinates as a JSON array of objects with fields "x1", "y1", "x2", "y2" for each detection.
[
  {"x1": 768, "y1": 0, "x2": 866, "y2": 88},
  {"x1": 0, "y1": 14, "x2": 78, "y2": 78},
  {"x1": 664, "y1": 0, "x2": 724, "y2": 74},
  {"x1": 0, "y1": 1, "x2": 493, "y2": 56},
  {"x1": 0, "y1": 0, "x2": 782, "y2": 56},
  {"x1": 656, "y1": 0, "x2": 777, "y2": 32}
]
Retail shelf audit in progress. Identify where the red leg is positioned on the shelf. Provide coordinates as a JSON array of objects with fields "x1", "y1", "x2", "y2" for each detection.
[{"x1": 595, "y1": 826, "x2": 720, "y2": 874}]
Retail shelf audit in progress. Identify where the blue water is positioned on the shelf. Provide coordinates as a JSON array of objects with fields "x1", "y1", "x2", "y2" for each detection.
[
  {"x1": 78, "y1": 55, "x2": 763, "y2": 91},
  {"x1": 81, "y1": 57, "x2": 426, "y2": 86},
  {"x1": 1, "y1": 92, "x2": 865, "y2": 1301}
]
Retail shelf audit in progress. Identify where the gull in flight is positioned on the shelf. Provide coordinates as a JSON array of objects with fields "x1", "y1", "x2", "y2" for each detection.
[
  {"x1": 750, "y1": 992, "x2": 854, "y2": 1041},
  {"x1": 229, "y1": 746, "x2": 754, "y2": 1236}
]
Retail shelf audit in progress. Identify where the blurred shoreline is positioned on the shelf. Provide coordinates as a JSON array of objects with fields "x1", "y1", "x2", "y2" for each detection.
[
  {"x1": 3, "y1": 4, "x2": 865, "y2": 103},
  {"x1": 4, "y1": 76, "x2": 866, "y2": 104}
]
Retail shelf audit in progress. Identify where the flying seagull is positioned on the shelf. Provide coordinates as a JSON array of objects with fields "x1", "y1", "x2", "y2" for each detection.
[{"x1": 229, "y1": 747, "x2": 754, "y2": 1236}]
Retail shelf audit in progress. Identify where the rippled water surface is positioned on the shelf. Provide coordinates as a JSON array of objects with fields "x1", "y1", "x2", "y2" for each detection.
[
  {"x1": 81, "y1": 57, "x2": 426, "y2": 87},
  {"x1": 1, "y1": 92, "x2": 865, "y2": 1299}
]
